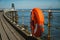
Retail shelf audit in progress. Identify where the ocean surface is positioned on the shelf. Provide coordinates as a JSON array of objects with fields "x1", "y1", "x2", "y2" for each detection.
[{"x1": 17, "y1": 9, "x2": 60, "y2": 40}]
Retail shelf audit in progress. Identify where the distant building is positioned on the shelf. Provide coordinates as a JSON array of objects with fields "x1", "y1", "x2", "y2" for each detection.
[{"x1": 11, "y1": 3, "x2": 15, "y2": 11}]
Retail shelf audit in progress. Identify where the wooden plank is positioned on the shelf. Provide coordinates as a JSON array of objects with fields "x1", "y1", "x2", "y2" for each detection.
[
  {"x1": 2, "y1": 14, "x2": 25, "y2": 40},
  {"x1": 0, "y1": 12, "x2": 9, "y2": 40}
]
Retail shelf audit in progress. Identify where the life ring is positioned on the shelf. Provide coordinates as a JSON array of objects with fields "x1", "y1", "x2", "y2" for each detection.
[{"x1": 30, "y1": 8, "x2": 44, "y2": 37}]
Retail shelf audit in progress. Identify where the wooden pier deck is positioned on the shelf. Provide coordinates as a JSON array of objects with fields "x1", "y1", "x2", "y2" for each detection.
[{"x1": 0, "y1": 12, "x2": 25, "y2": 40}]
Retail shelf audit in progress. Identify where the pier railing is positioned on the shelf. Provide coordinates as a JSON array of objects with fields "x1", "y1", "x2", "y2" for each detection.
[
  {"x1": 3, "y1": 9, "x2": 35, "y2": 40},
  {"x1": 3, "y1": 9, "x2": 60, "y2": 40}
]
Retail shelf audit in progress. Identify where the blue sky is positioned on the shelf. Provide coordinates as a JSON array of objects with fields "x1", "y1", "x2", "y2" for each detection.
[{"x1": 0, "y1": 0, "x2": 60, "y2": 9}]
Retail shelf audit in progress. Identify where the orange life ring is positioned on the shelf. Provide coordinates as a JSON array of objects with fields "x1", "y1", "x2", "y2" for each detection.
[{"x1": 30, "y1": 8, "x2": 44, "y2": 37}]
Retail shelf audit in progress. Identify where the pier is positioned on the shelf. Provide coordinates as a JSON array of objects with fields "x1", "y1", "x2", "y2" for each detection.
[
  {"x1": 0, "y1": 9, "x2": 38, "y2": 40},
  {"x1": 0, "y1": 8, "x2": 60, "y2": 40},
  {"x1": 0, "y1": 11, "x2": 25, "y2": 40}
]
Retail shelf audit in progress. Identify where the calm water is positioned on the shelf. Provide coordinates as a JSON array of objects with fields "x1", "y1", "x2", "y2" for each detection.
[{"x1": 17, "y1": 9, "x2": 60, "y2": 40}]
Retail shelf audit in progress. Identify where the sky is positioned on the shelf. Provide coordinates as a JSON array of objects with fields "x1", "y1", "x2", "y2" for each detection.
[{"x1": 0, "y1": 0, "x2": 60, "y2": 9}]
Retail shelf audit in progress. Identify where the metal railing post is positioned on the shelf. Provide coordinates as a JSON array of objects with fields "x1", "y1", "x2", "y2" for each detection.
[
  {"x1": 10, "y1": 11, "x2": 12, "y2": 21},
  {"x1": 48, "y1": 10, "x2": 52, "y2": 40},
  {"x1": 15, "y1": 11, "x2": 18, "y2": 24}
]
